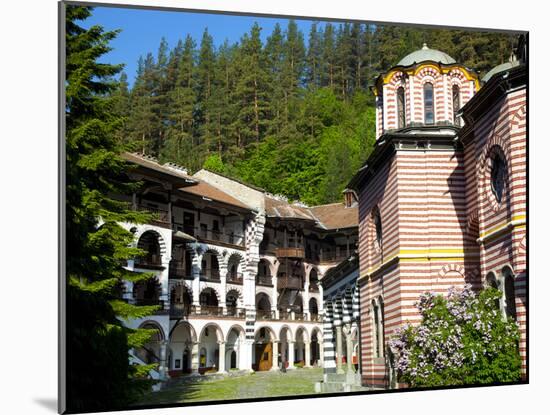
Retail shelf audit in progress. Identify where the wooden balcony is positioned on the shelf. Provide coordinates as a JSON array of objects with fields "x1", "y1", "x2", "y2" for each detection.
[
  {"x1": 277, "y1": 275, "x2": 303, "y2": 290},
  {"x1": 276, "y1": 247, "x2": 305, "y2": 258},
  {"x1": 136, "y1": 205, "x2": 171, "y2": 228}
]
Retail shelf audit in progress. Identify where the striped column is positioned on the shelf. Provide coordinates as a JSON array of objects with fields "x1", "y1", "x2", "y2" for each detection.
[{"x1": 322, "y1": 300, "x2": 336, "y2": 374}]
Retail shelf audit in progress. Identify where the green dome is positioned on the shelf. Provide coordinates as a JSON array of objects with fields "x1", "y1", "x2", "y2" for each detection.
[
  {"x1": 481, "y1": 60, "x2": 520, "y2": 83},
  {"x1": 397, "y1": 43, "x2": 456, "y2": 66}
]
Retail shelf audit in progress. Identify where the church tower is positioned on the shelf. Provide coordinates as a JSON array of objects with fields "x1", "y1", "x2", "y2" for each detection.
[
  {"x1": 373, "y1": 43, "x2": 479, "y2": 138},
  {"x1": 348, "y1": 45, "x2": 482, "y2": 388}
]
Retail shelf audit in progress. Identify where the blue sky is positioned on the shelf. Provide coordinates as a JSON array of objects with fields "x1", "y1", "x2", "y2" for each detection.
[{"x1": 84, "y1": 6, "x2": 327, "y2": 86}]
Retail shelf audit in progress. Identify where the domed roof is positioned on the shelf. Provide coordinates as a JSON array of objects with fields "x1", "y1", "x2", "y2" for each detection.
[
  {"x1": 481, "y1": 59, "x2": 520, "y2": 83},
  {"x1": 397, "y1": 43, "x2": 456, "y2": 66}
]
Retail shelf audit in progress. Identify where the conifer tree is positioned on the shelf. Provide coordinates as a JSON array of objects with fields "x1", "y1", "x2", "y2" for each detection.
[
  {"x1": 65, "y1": 5, "x2": 160, "y2": 411},
  {"x1": 161, "y1": 35, "x2": 197, "y2": 167}
]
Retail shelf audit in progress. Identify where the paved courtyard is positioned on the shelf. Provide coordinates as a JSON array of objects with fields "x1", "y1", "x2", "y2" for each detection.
[{"x1": 138, "y1": 368, "x2": 327, "y2": 405}]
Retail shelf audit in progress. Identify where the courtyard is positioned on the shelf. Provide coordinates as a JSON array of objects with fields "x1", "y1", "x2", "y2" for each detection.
[{"x1": 138, "y1": 368, "x2": 328, "y2": 405}]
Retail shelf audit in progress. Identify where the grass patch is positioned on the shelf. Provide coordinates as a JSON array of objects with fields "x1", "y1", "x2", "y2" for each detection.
[{"x1": 137, "y1": 368, "x2": 324, "y2": 405}]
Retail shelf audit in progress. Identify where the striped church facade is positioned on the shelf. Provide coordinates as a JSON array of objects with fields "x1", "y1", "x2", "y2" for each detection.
[
  {"x1": 347, "y1": 40, "x2": 527, "y2": 389},
  {"x1": 460, "y1": 65, "x2": 527, "y2": 377}
]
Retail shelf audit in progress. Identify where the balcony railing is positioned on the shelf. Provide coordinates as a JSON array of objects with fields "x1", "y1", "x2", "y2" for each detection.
[
  {"x1": 256, "y1": 309, "x2": 276, "y2": 320},
  {"x1": 227, "y1": 273, "x2": 243, "y2": 284},
  {"x1": 226, "y1": 307, "x2": 246, "y2": 318},
  {"x1": 309, "y1": 283, "x2": 320, "y2": 292},
  {"x1": 319, "y1": 251, "x2": 352, "y2": 264},
  {"x1": 172, "y1": 224, "x2": 245, "y2": 248},
  {"x1": 195, "y1": 305, "x2": 224, "y2": 316},
  {"x1": 256, "y1": 275, "x2": 273, "y2": 286},
  {"x1": 170, "y1": 302, "x2": 191, "y2": 317},
  {"x1": 134, "y1": 255, "x2": 163, "y2": 268},
  {"x1": 135, "y1": 204, "x2": 171, "y2": 228},
  {"x1": 167, "y1": 301, "x2": 322, "y2": 321},
  {"x1": 276, "y1": 247, "x2": 305, "y2": 258},
  {"x1": 277, "y1": 275, "x2": 304, "y2": 290},
  {"x1": 200, "y1": 268, "x2": 220, "y2": 281},
  {"x1": 310, "y1": 313, "x2": 322, "y2": 322},
  {"x1": 169, "y1": 260, "x2": 189, "y2": 279}
]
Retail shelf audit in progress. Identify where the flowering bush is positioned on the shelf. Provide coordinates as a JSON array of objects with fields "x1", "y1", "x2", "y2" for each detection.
[{"x1": 389, "y1": 285, "x2": 521, "y2": 388}]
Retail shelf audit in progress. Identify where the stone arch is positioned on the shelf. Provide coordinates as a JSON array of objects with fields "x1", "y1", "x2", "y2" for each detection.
[
  {"x1": 202, "y1": 248, "x2": 221, "y2": 280},
  {"x1": 227, "y1": 251, "x2": 245, "y2": 278},
  {"x1": 135, "y1": 229, "x2": 167, "y2": 256},
  {"x1": 135, "y1": 229, "x2": 167, "y2": 266},
  {"x1": 135, "y1": 321, "x2": 165, "y2": 365},
  {"x1": 256, "y1": 292, "x2": 271, "y2": 309},
  {"x1": 295, "y1": 325, "x2": 310, "y2": 343},
  {"x1": 309, "y1": 297, "x2": 319, "y2": 317},
  {"x1": 226, "y1": 288, "x2": 242, "y2": 308},
  {"x1": 257, "y1": 258, "x2": 273, "y2": 278},
  {"x1": 199, "y1": 286, "x2": 220, "y2": 307},
  {"x1": 170, "y1": 282, "x2": 193, "y2": 316},
  {"x1": 309, "y1": 267, "x2": 320, "y2": 286},
  {"x1": 138, "y1": 320, "x2": 166, "y2": 341},
  {"x1": 279, "y1": 324, "x2": 293, "y2": 341},
  {"x1": 255, "y1": 325, "x2": 277, "y2": 341},
  {"x1": 225, "y1": 324, "x2": 246, "y2": 343},
  {"x1": 438, "y1": 263, "x2": 466, "y2": 278},
  {"x1": 170, "y1": 320, "x2": 197, "y2": 343},
  {"x1": 199, "y1": 322, "x2": 223, "y2": 342}
]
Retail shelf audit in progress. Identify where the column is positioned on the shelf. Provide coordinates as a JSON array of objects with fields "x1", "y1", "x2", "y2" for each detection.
[
  {"x1": 245, "y1": 340, "x2": 255, "y2": 372},
  {"x1": 271, "y1": 272, "x2": 279, "y2": 319},
  {"x1": 336, "y1": 325, "x2": 344, "y2": 374},
  {"x1": 304, "y1": 341, "x2": 311, "y2": 368},
  {"x1": 287, "y1": 341, "x2": 296, "y2": 370},
  {"x1": 218, "y1": 341, "x2": 226, "y2": 373},
  {"x1": 303, "y1": 269, "x2": 310, "y2": 321},
  {"x1": 191, "y1": 251, "x2": 202, "y2": 310},
  {"x1": 345, "y1": 327, "x2": 354, "y2": 372},
  {"x1": 159, "y1": 340, "x2": 168, "y2": 380},
  {"x1": 220, "y1": 263, "x2": 228, "y2": 314},
  {"x1": 319, "y1": 340, "x2": 324, "y2": 368},
  {"x1": 161, "y1": 260, "x2": 170, "y2": 311},
  {"x1": 191, "y1": 342, "x2": 200, "y2": 374},
  {"x1": 271, "y1": 341, "x2": 279, "y2": 371}
]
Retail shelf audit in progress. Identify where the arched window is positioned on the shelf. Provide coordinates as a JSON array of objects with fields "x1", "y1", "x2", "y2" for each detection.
[
  {"x1": 372, "y1": 207, "x2": 382, "y2": 249},
  {"x1": 372, "y1": 300, "x2": 380, "y2": 358},
  {"x1": 397, "y1": 87, "x2": 406, "y2": 129},
  {"x1": 452, "y1": 84, "x2": 461, "y2": 125},
  {"x1": 503, "y1": 268, "x2": 517, "y2": 320},
  {"x1": 423, "y1": 82, "x2": 434, "y2": 124},
  {"x1": 491, "y1": 152, "x2": 506, "y2": 204}
]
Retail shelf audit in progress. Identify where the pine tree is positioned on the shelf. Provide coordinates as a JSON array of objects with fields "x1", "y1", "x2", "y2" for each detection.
[
  {"x1": 230, "y1": 23, "x2": 271, "y2": 148},
  {"x1": 306, "y1": 23, "x2": 322, "y2": 89},
  {"x1": 161, "y1": 35, "x2": 197, "y2": 168},
  {"x1": 65, "y1": 5, "x2": 160, "y2": 411},
  {"x1": 196, "y1": 29, "x2": 216, "y2": 152},
  {"x1": 321, "y1": 23, "x2": 336, "y2": 89}
]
